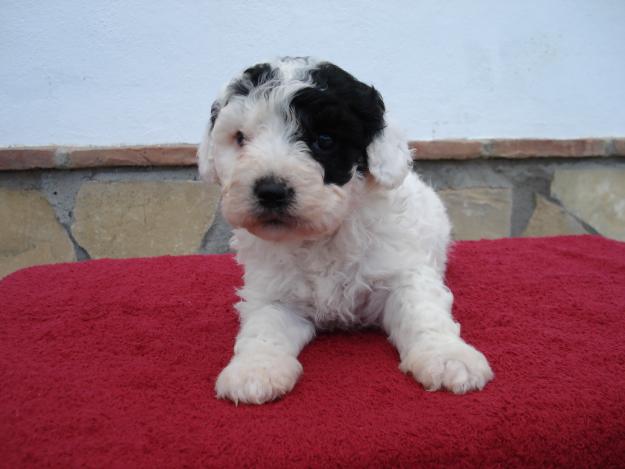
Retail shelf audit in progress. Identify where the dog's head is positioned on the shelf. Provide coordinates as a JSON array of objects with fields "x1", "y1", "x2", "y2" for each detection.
[{"x1": 198, "y1": 57, "x2": 412, "y2": 242}]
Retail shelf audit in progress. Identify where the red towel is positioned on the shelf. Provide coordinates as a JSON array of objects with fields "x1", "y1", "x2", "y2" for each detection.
[{"x1": 1, "y1": 235, "x2": 624, "y2": 467}]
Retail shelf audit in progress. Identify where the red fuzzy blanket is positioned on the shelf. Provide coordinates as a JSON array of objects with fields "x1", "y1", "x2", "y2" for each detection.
[{"x1": 1, "y1": 236, "x2": 625, "y2": 467}]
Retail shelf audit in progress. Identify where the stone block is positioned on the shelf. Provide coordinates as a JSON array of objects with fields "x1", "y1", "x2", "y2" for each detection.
[
  {"x1": 438, "y1": 187, "x2": 512, "y2": 240},
  {"x1": 551, "y1": 169, "x2": 625, "y2": 241},
  {"x1": 0, "y1": 189, "x2": 76, "y2": 278},
  {"x1": 71, "y1": 181, "x2": 220, "y2": 258},
  {"x1": 522, "y1": 195, "x2": 587, "y2": 237}
]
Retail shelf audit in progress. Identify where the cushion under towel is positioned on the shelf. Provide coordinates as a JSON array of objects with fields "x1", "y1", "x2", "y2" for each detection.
[{"x1": 1, "y1": 235, "x2": 624, "y2": 467}]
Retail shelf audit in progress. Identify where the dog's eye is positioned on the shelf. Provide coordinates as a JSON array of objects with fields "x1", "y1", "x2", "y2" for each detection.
[
  {"x1": 313, "y1": 134, "x2": 334, "y2": 152},
  {"x1": 234, "y1": 131, "x2": 246, "y2": 147}
]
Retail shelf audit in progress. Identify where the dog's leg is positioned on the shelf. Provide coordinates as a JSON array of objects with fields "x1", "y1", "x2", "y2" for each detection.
[
  {"x1": 382, "y1": 268, "x2": 493, "y2": 394},
  {"x1": 215, "y1": 303, "x2": 315, "y2": 404}
]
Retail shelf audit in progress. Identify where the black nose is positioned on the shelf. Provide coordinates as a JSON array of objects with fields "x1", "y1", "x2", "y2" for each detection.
[{"x1": 254, "y1": 176, "x2": 294, "y2": 210}]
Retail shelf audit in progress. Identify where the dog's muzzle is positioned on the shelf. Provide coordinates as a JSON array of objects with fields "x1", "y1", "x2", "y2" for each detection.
[{"x1": 253, "y1": 176, "x2": 294, "y2": 211}]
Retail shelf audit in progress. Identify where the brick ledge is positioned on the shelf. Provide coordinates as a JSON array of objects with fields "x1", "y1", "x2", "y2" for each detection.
[{"x1": 1, "y1": 139, "x2": 624, "y2": 171}]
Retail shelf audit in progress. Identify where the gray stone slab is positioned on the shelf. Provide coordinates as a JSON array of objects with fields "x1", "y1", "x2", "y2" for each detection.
[
  {"x1": 522, "y1": 194, "x2": 587, "y2": 237},
  {"x1": 71, "y1": 181, "x2": 220, "y2": 258},
  {"x1": 0, "y1": 188, "x2": 76, "y2": 278},
  {"x1": 438, "y1": 187, "x2": 512, "y2": 240},
  {"x1": 551, "y1": 169, "x2": 625, "y2": 240}
]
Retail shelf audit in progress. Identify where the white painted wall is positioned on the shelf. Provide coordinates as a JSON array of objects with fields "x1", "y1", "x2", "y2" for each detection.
[{"x1": 1, "y1": 0, "x2": 624, "y2": 146}]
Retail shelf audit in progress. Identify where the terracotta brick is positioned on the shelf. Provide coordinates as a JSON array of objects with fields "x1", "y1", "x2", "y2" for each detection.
[
  {"x1": 0, "y1": 147, "x2": 57, "y2": 170},
  {"x1": 409, "y1": 140, "x2": 483, "y2": 160},
  {"x1": 65, "y1": 145, "x2": 198, "y2": 168},
  {"x1": 611, "y1": 139, "x2": 625, "y2": 156},
  {"x1": 1, "y1": 139, "x2": 621, "y2": 171},
  {"x1": 489, "y1": 139, "x2": 606, "y2": 158}
]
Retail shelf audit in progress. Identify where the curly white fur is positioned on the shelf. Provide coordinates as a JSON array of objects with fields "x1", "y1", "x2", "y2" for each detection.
[{"x1": 200, "y1": 57, "x2": 493, "y2": 404}]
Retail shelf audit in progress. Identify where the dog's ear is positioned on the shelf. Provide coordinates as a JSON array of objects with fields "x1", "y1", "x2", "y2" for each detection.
[
  {"x1": 197, "y1": 101, "x2": 220, "y2": 184},
  {"x1": 367, "y1": 125, "x2": 413, "y2": 189}
]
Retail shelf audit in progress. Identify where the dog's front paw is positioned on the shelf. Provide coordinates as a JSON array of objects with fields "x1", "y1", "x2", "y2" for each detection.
[
  {"x1": 215, "y1": 353, "x2": 303, "y2": 405},
  {"x1": 400, "y1": 335, "x2": 493, "y2": 394}
]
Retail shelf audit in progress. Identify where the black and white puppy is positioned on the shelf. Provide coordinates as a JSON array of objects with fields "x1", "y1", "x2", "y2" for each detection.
[{"x1": 198, "y1": 57, "x2": 493, "y2": 404}]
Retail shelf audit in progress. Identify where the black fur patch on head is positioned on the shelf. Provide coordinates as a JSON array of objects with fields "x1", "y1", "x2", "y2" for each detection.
[
  {"x1": 290, "y1": 62, "x2": 385, "y2": 186},
  {"x1": 211, "y1": 63, "x2": 278, "y2": 130},
  {"x1": 227, "y1": 63, "x2": 278, "y2": 100},
  {"x1": 209, "y1": 101, "x2": 221, "y2": 130}
]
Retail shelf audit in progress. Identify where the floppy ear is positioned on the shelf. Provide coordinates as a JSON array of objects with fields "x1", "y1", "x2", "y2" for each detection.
[
  {"x1": 367, "y1": 125, "x2": 413, "y2": 189},
  {"x1": 197, "y1": 102, "x2": 220, "y2": 184}
]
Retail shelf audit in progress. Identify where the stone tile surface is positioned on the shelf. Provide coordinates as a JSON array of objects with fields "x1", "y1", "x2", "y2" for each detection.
[
  {"x1": 551, "y1": 169, "x2": 625, "y2": 241},
  {"x1": 438, "y1": 187, "x2": 512, "y2": 240},
  {"x1": 522, "y1": 194, "x2": 587, "y2": 237},
  {"x1": 72, "y1": 181, "x2": 220, "y2": 258},
  {"x1": 0, "y1": 188, "x2": 76, "y2": 278}
]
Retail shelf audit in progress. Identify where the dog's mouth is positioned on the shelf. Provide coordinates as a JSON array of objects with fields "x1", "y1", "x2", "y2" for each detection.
[
  {"x1": 262, "y1": 218, "x2": 287, "y2": 227},
  {"x1": 244, "y1": 211, "x2": 312, "y2": 241},
  {"x1": 240, "y1": 210, "x2": 338, "y2": 242},
  {"x1": 256, "y1": 212, "x2": 295, "y2": 229}
]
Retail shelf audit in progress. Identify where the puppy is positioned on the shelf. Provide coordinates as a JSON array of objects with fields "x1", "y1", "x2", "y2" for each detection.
[{"x1": 198, "y1": 57, "x2": 493, "y2": 404}]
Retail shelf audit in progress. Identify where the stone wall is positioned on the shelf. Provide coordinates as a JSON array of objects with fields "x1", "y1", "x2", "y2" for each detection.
[{"x1": 1, "y1": 140, "x2": 624, "y2": 278}]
